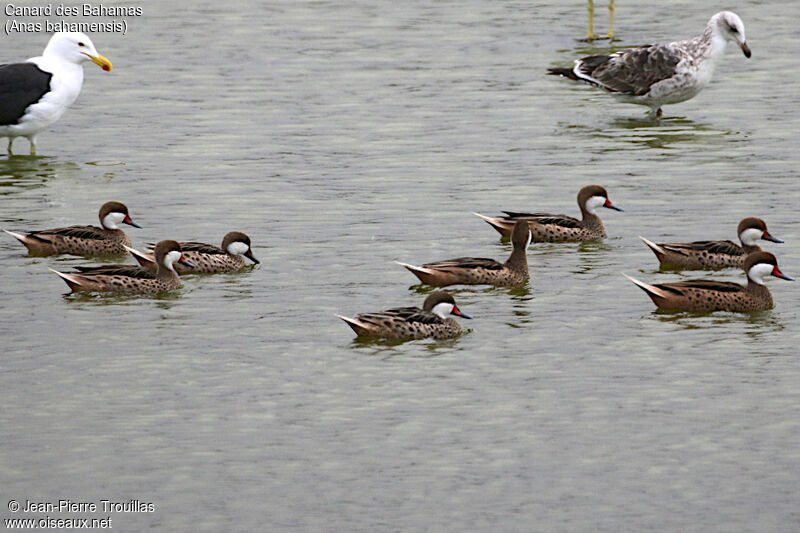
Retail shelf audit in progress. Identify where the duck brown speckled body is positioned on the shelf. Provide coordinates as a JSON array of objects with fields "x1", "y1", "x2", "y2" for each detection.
[
  {"x1": 473, "y1": 185, "x2": 622, "y2": 242},
  {"x1": 128, "y1": 231, "x2": 259, "y2": 274},
  {"x1": 395, "y1": 219, "x2": 531, "y2": 287},
  {"x1": 639, "y1": 217, "x2": 783, "y2": 270},
  {"x1": 336, "y1": 292, "x2": 472, "y2": 340},
  {"x1": 624, "y1": 252, "x2": 793, "y2": 312},
  {"x1": 49, "y1": 240, "x2": 195, "y2": 295},
  {"x1": 3, "y1": 201, "x2": 141, "y2": 256}
]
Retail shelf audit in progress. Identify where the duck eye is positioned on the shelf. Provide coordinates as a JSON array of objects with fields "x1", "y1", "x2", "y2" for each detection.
[{"x1": 78, "y1": 42, "x2": 85, "y2": 47}]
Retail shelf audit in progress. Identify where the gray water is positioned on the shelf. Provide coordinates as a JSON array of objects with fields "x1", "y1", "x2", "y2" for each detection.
[{"x1": 2, "y1": 1, "x2": 799, "y2": 531}]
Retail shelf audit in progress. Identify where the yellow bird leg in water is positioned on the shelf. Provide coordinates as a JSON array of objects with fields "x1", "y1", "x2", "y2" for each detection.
[
  {"x1": 587, "y1": 0, "x2": 614, "y2": 40},
  {"x1": 607, "y1": 0, "x2": 615, "y2": 39}
]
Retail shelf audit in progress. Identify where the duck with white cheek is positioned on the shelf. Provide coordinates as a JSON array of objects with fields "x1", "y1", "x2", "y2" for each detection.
[
  {"x1": 639, "y1": 217, "x2": 783, "y2": 270},
  {"x1": 3, "y1": 201, "x2": 141, "y2": 256},
  {"x1": 49, "y1": 240, "x2": 196, "y2": 295},
  {"x1": 624, "y1": 252, "x2": 793, "y2": 312},
  {"x1": 127, "y1": 231, "x2": 259, "y2": 274},
  {"x1": 474, "y1": 185, "x2": 622, "y2": 242},
  {"x1": 337, "y1": 292, "x2": 472, "y2": 340},
  {"x1": 0, "y1": 31, "x2": 113, "y2": 155}
]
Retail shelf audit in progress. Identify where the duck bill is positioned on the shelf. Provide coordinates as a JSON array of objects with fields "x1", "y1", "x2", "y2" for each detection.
[
  {"x1": 123, "y1": 215, "x2": 142, "y2": 229},
  {"x1": 178, "y1": 255, "x2": 197, "y2": 268},
  {"x1": 604, "y1": 199, "x2": 623, "y2": 212},
  {"x1": 82, "y1": 52, "x2": 113, "y2": 71},
  {"x1": 244, "y1": 250, "x2": 260, "y2": 264},
  {"x1": 740, "y1": 42, "x2": 751, "y2": 58},
  {"x1": 452, "y1": 305, "x2": 473, "y2": 319},
  {"x1": 762, "y1": 231, "x2": 783, "y2": 243},
  {"x1": 772, "y1": 266, "x2": 793, "y2": 281}
]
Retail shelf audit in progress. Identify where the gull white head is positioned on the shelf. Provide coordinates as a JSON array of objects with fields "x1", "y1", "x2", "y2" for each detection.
[
  {"x1": 42, "y1": 32, "x2": 113, "y2": 70},
  {"x1": 423, "y1": 292, "x2": 473, "y2": 320},
  {"x1": 98, "y1": 201, "x2": 141, "y2": 230},
  {"x1": 709, "y1": 11, "x2": 750, "y2": 58},
  {"x1": 578, "y1": 185, "x2": 623, "y2": 216},
  {"x1": 744, "y1": 252, "x2": 793, "y2": 286},
  {"x1": 738, "y1": 217, "x2": 782, "y2": 247}
]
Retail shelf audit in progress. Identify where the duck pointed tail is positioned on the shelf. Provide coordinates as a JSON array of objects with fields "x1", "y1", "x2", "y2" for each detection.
[
  {"x1": 472, "y1": 212, "x2": 512, "y2": 237},
  {"x1": 638, "y1": 236, "x2": 667, "y2": 259},
  {"x1": 49, "y1": 268, "x2": 85, "y2": 293},
  {"x1": 393, "y1": 261, "x2": 440, "y2": 284},
  {"x1": 3, "y1": 228, "x2": 28, "y2": 243},
  {"x1": 335, "y1": 314, "x2": 371, "y2": 337},
  {"x1": 3, "y1": 229, "x2": 41, "y2": 252},
  {"x1": 125, "y1": 245, "x2": 156, "y2": 270},
  {"x1": 622, "y1": 273, "x2": 672, "y2": 301}
]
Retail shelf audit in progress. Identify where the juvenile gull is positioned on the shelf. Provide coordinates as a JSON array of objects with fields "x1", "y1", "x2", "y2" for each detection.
[
  {"x1": 0, "y1": 32, "x2": 112, "y2": 155},
  {"x1": 548, "y1": 11, "x2": 750, "y2": 117}
]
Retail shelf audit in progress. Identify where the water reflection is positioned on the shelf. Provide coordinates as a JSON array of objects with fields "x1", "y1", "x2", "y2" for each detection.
[
  {"x1": 62, "y1": 289, "x2": 185, "y2": 304},
  {"x1": 85, "y1": 161, "x2": 126, "y2": 167},
  {"x1": 552, "y1": 86, "x2": 741, "y2": 149},
  {"x1": 569, "y1": 240, "x2": 616, "y2": 274},
  {"x1": 593, "y1": 116, "x2": 740, "y2": 150},
  {"x1": 652, "y1": 308, "x2": 786, "y2": 337},
  {"x1": 51, "y1": 253, "x2": 129, "y2": 264},
  {"x1": 506, "y1": 285, "x2": 532, "y2": 299},
  {"x1": 577, "y1": 240, "x2": 614, "y2": 253},
  {"x1": 347, "y1": 332, "x2": 469, "y2": 358},
  {"x1": 409, "y1": 282, "x2": 532, "y2": 299},
  {"x1": 0, "y1": 157, "x2": 83, "y2": 196}
]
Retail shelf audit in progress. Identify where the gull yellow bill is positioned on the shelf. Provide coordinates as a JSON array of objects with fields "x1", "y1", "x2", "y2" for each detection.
[{"x1": 81, "y1": 52, "x2": 112, "y2": 71}]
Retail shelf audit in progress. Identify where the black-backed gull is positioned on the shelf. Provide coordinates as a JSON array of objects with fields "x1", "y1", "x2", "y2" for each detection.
[{"x1": 0, "y1": 32, "x2": 112, "y2": 155}]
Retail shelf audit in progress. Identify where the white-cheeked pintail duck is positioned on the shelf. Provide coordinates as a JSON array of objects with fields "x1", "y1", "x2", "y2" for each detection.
[
  {"x1": 49, "y1": 240, "x2": 196, "y2": 295},
  {"x1": 128, "y1": 231, "x2": 259, "y2": 274},
  {"x1": 3, "y1": 201, "x2": 141, "y2": 256},
  {"x1": 639, "y1": 217, "x2": 782, "y2": 270},
  {"x1": 395, "y1": 219, "x2": 531, "y2": 287},
  {"x1": 624, "y1": 251, "x2": 793, "y2": 312},
  {"x1": 337, "y1": 292, "x2": 472, "y2": 340},
  {"x1": 473, "y1": 185, "x2": 622, "y2": 242}
]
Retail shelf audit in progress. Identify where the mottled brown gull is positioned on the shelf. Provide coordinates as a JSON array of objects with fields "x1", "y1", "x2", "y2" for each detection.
[{"x1": 548, "y1": 11, "x2": 750, "y2": 117}]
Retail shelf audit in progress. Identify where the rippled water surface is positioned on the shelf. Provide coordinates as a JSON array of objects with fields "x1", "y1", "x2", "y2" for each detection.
[{"x1": 2, "y1": 1, "x2": 799, "y2": 530}]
